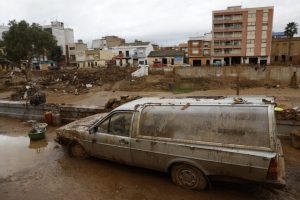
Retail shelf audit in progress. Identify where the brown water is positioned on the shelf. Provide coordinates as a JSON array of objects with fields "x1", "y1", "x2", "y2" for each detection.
[{"x1": 0, "y1": 135, "x2": 61, "y2": 179}]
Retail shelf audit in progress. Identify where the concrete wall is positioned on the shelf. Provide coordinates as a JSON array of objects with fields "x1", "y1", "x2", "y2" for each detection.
[
  {"x1": 0, "y1": 100, "x2": 105, "y2": 123},
  {"x1": 175, "y1": 66, "x2": 300, "y2": 85}
]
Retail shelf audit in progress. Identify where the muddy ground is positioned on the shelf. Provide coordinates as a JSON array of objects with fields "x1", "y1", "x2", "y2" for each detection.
[{"x1": 0, "y1": 116, "x2": 300, "y2": 200}]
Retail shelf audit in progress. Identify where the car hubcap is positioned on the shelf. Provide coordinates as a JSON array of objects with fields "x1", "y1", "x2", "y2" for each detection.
[{"x1": 178, "y1": 169, "x2": 197, "y2": 187}]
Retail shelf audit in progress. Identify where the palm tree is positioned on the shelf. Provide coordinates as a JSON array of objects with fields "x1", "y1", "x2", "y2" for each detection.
[{"x1": 284, "y1": 22, "x2": 298, "y2": 64}]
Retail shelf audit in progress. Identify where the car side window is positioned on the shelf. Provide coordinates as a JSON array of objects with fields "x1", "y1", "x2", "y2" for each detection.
[
  {"x1": 109, "y1": 112, "x2": 132, "y2": 137},
  {"x1": 97, "y1": 112, "x2": 133, "y2": 137},
  {"x1": 98, "y1": 118, "x2": 109, "y2": 133}
]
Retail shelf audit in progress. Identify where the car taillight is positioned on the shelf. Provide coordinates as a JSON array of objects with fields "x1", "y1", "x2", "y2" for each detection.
[{"x1": 267, "y1": 157, "x2": 278, "y2": 180}]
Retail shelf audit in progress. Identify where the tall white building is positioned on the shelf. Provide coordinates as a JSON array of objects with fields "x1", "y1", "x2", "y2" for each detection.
[
  {"x1": 0, "y1": 25, "x2": 9, "y2": 40},
  {"x1": 43, "y1": 21, "x2": 74, "y2": 56}
]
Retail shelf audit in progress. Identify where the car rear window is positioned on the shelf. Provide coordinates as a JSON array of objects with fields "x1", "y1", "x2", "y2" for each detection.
[{"x1": 138, "y1": 105, "x2": 270, "y2": 148}]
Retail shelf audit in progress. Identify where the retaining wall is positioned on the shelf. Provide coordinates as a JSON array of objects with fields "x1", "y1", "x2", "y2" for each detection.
[
  {"x1": 0, "y1": 100, "x2": 105, "y2": 122},
  {"x1": 175, "y1": 66, "x2": 300, "y2": 85}
]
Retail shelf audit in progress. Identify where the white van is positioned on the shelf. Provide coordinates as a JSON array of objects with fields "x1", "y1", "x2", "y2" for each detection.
[{"x1": 56, "y1": 96, "x2": 286, "y2": 190}]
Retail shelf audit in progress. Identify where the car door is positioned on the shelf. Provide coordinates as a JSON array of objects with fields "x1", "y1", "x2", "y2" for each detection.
[{"x1": 91, "y1": 111, "x2": 133, "y2": 164}]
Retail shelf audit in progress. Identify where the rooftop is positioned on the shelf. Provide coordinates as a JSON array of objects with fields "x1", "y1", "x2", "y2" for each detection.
[
  {"x1": 114, "y1": 96, "x2": 275, "y2": 111},
  {"x1": 148, "y1": 50, "x2": 185, "y2": 57},
  {"x1": 213, "y1": 5, "x2": 274, "y2": 13}
]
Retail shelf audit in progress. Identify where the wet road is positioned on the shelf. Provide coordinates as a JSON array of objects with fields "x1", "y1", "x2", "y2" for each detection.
[{"x1": 0, "y1": 117, "x2": 300, "y2": 200}]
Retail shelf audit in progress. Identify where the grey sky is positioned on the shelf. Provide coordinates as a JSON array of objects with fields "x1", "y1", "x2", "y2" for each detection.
[{"x1": 0, "y1": 0, "x2": 299, "y2": 46}]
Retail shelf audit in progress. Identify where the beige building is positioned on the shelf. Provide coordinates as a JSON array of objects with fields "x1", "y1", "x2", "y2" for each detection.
[
  {"x1": 92, "y1": 36, "x2": 125, "y2": 49},
  {"x1": 212, "y1": 6, "x2": 274, "y2": 65},
  {"x1": 271, "y1": 37, "x2": 300, "y2": 65},
  {"x1": 78, "y1": 49, "x2": 116, "y2": 68},
  {"x1": 67, "y1": 40, "x2": 88, "y2": 66},
  {"x1": 147, "y1": 50, "x2": 185, "y2": 67}
]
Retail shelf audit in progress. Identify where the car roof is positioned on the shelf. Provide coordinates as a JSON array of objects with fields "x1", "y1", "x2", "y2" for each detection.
[{"x1": 113, "y1": 96, "x2": 275, "y2": 111}]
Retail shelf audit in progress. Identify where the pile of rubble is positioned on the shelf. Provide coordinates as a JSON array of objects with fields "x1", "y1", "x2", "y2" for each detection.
[
  {"x1": 276, "y1": 107, "x2": 300, "y2": 121},
  {"x1": 10, "y1": 84, "x2": 46, "y2": 105},
  {"x1": 105, "y1": 95, "x2": 141, "y2": 110},
  {"x1": 37, "y1": 67, "x2": 135, "y2": 86}
]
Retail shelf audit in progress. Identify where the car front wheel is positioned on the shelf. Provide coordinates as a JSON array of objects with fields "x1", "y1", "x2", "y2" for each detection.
[{"x1": 68, "y1": 142, "x2": 89, "y2": 159}]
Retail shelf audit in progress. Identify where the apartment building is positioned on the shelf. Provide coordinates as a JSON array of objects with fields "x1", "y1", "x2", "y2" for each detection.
[
  {"x1": 66, "y1": 40, "x2": 88, "y2": 66},
  {"x1": 188, "y1": 33, "x2": 212, "y2": 66},
  {"x1": 43, "y1": 21, "x2": 74, "y2": 56},
  {"x1": 212, "y1": 6, "x2": 274, "y2": 65}
]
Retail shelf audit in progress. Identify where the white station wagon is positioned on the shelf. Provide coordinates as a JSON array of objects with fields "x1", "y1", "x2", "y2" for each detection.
[{"x1": 56, "y1": 96, "x2": 285, "y2": 190}]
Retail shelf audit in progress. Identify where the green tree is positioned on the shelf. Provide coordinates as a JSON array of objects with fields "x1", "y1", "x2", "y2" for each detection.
[
  {"x1": 2, "y1": 20, "x2": 57, "y2": 80},
  {"x1": 49, "y1": 45, "x2": 63, "y2": 67},
  {"x1": 284, "y1": 22, "x2": 298, "y2": 64}
]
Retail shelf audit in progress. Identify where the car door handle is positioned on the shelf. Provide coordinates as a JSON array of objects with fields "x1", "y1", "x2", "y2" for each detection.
[{"x1": 119, "y1": 139, "x2": 129, "y2": 145}]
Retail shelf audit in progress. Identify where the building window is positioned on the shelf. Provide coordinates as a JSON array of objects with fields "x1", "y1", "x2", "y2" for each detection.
[
  {"x1": 214, "y1": 40, "x2": 221, "y2": 46},
  {"x1": 203, "y1": 49, "x2": 209, "y2": 55},
  {"x1": 247, "y1": 31, "x2": 255, "y2": 36},
  {"x1": 247, "y1": 39, "x2": 255, "y2": 44},
  {"x1": 192, "y1": 41, "x2": 199, "y2": 46},
  {"x1": 274, "y1": 56, "x2": 278, "y2": 61},
  {"x1": 126, "y1": 50, "x2": 129, "y2": 57},
  {"x1": 192, "y1": 49, "x2": 199, "y2": 54},
  {"x1": 214, "y1": 49, "x2": 222, "y2": 54},
  {"x1": 262, "y1": 39, "x2": 267, "y2": 43},
  {"x1": 214, "y1": 24, "x2": 223, "y2": 29},
  {"x1": 248, "y1": 22, "x2": 256, "y2": 26},
  {"x1": 262, "y1": 25, "x2": 268, "y2": 31},
  {"x1": 247, "y1": 48, "x2": 254, "y2": 52},
  {"x1": 263, "y1": 12, "x2": 268, "y2": 17},
  {"x1": 119, "y1": 51, "x2": 122, "y2": 55},
  {"x1": 289, "y1": 56, "x2": 293, "y2": 61},
  {"x1": 69, "y1": 47, "x2": 75, "y2": 50},
  {"x1": 248, "y1": 13, "x2": 256, "y2": 18},
  {"x1": 214, "y1": 15, "x2": 223, "y2": 20}
]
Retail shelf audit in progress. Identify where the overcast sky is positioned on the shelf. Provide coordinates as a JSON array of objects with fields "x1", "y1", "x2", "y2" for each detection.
[{"x1": 0, "y1": 0, "x2": 299, "y2": 46}]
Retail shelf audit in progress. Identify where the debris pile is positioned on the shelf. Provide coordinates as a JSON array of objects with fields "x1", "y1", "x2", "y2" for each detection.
[
  {"x1": 105, "y1": 95, "x2": 141, "y2": 110},
  {"x1": 276, "y1": 107, "x2": 300, "y2": 121},
  {"x1": 34, "y1": 67, "x2": 136, "y2": 93}
]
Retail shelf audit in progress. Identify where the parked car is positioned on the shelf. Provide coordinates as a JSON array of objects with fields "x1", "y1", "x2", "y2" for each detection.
[{"x1": 56, "y1": 96, "x2": 286, "y2": 190}]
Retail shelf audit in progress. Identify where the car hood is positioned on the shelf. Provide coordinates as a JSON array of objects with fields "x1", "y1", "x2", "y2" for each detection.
[{"x1": 56, "y1": 113, "x2": 108, "y2": 137}]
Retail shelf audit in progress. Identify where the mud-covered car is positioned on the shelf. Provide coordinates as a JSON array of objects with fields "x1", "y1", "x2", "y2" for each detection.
[{"x1": 56, "y1": 96, "x2": 286, "y2": 190}]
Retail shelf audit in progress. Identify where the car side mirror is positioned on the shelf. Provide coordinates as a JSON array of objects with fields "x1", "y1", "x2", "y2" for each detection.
[{"x1": 89, "y1": 126, "x2": 98, "y2": 134}]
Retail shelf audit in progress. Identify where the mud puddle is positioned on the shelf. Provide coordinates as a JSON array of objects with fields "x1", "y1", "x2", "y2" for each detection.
[{"x1": 0, "y1": 134, "x2": 62, "y2": 179}]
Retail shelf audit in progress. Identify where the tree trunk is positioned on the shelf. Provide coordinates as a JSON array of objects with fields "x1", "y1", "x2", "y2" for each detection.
[{"x1": 26, "y1": 58, "x2": 32, "y2": 82}]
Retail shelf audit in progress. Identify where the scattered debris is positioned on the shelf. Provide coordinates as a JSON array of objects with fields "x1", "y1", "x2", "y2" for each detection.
[
  {"x1": 105, "y1": 96, "x2": 141, "y2": 110},
  {"x1": 29, "y1": 92, "x2": 46, "y2": 106},
  {"x1": 276, "y1": 107, "x2": 300, "y2": 121}
]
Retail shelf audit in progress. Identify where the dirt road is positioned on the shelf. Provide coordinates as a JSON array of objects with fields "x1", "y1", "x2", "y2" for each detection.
[
  {"x1": 43, "y1": 87, "x2": 300, "y2": 108},
  {"x1": 0, "y1": 116, "x2": 300, "y2": 200}
]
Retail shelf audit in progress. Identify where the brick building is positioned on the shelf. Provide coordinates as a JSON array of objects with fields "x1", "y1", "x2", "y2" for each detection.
[
  {"x1": 188, "y1": 33, "x2": 212, "y2": 66},
  {"x1": 212, "y1": 6, "x2": 274, "y2": 65}
]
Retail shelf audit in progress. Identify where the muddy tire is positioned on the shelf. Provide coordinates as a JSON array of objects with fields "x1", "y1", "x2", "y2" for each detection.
[
  {"x1": 171, "y1": 163, "x2": 208, "y2": 190},
  {"x1": 68, "y1": 142, "x2": 89, "y2": 159}
]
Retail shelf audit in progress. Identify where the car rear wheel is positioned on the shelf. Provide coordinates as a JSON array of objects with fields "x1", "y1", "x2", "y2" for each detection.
[
  {"x1": 171, "y1": 163, "x2": 208, "y2": 190},
  {"x1": 68, "y1": 142, "x2": 89, "y2": 159}
]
